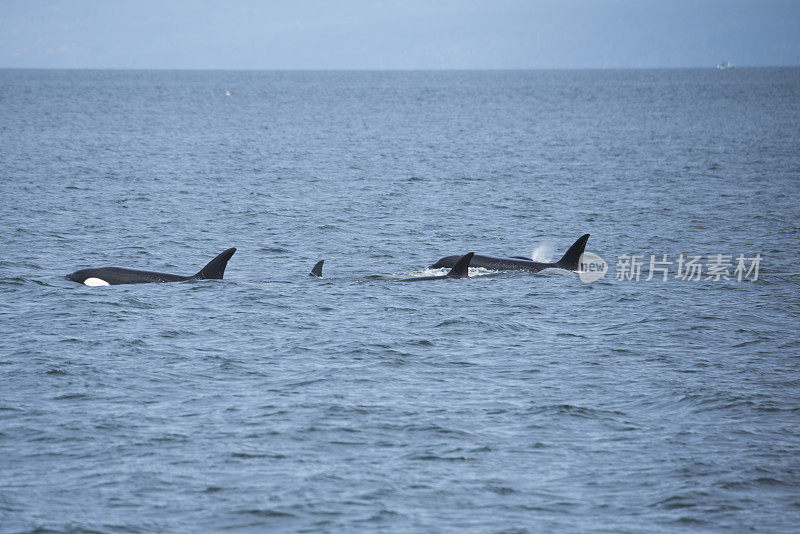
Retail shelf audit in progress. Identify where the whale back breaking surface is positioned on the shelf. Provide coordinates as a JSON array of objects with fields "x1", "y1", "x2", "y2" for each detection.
[
  {"x1": 66, "y1": 248, "x2": 236, "y2": 285},
  {"x1": 398, "y1": 252, "x2": 474, "y2": 282},
  {"x1": 429, "y1": 234, "x2": 590, "y2": 274},
  {"x1": 66, "y1": 267, "x2": 191, "y2": 285},
  {"x1": 446, "y1": 252, "x2": 474, "y2": 279}
]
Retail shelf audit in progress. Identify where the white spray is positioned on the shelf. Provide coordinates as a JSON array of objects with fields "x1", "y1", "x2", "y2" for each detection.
[{"x1": 530, "y1": 243, "x2": 554, "y2": 263}]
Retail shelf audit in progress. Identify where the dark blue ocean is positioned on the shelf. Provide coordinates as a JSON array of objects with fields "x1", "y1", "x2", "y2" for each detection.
[{"x1": 1, "y1": 68, "x2": 799, "y2": 533}]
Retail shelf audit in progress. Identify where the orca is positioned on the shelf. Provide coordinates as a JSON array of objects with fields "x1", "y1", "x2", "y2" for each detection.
[
  {"x1": 309, "y1": 260, "x2": 324, "y2": 277},
  {"x1": 65, "y1": 248, "x2": 236, "y2": 286},
  {"x1": 429, "y1": 234, "x2": 590, "y2": 274},
  {"x1": 398, "y1": 252, "x2": 474, "y2": 282}
]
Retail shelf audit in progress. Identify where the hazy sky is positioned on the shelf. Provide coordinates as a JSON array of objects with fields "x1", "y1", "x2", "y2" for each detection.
[{"x1": 1, "y1": 0, "x2": 798, "y2": 69}]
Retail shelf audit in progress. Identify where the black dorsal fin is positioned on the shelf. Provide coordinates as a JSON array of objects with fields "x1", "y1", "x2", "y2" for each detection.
[
  {"x1": 310, "y1": 259, "x2": 324, "y2": 277},
  {"x1": 554, "y1": 234, "x2": 590, "y2": 271},
  {"x1": 193, "y1": 248, "x2": 236, "y2": 280},
  {"x1": 510, "y1": 256, "x2": 532, "y2": 260},
  {"x1": 447, "y1": 252, "x2": 474, "y2": 279}
]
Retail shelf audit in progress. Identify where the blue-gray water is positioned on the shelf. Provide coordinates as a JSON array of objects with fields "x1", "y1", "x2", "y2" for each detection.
[{"x1": 1, "y1": 69, "x2": 799, "y2": 533}]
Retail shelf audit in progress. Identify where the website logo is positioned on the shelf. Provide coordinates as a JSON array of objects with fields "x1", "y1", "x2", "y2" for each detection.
[{"x1": 579, "y1": 252, "x2": 608, "y2": 283}]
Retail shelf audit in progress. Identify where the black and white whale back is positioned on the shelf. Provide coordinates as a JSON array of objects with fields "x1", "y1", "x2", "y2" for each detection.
[{"x1": 66, "y1": 248, "x2": 236, "y2": 286}]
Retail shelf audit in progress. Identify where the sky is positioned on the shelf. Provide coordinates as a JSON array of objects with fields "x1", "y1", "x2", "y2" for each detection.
[{"x1": 0, "y1": 0, "x2": 798, "y2": 69}]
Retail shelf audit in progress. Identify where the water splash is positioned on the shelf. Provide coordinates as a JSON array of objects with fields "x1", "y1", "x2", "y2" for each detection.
[
  {"x1": 409, "y1": 267, "x2": 495, "y2": 278},
  {"x1": 530, "y1": 243, "x2": 554, "y2": 263}
]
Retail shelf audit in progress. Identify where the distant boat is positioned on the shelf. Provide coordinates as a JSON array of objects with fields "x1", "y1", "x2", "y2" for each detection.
[{"x1": 716, "y1": 61, "x2": 733, "y2": 69}]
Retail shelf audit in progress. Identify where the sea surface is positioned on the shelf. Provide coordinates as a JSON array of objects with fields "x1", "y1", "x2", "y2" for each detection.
[{"x1": 1, "y1": 68, "x2": 799, "y2": 533}]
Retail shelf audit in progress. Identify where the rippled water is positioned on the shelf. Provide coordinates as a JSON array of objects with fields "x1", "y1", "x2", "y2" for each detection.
[{"x1": 1, "y1": 69, "x2": 799, "y2": 532}]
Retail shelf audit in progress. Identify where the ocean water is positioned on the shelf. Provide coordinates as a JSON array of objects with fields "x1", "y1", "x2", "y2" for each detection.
[{"x1": 1, "y1": 68, "x2": 799, "y2": 533}]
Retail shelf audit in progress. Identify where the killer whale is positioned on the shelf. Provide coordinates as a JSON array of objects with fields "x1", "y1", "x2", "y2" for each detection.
[
  {"x1": 309, "y1": 260, "x2": 324, "y2": 277},
  {"x1": 429, "y1": 234, "x2": 589, "y2": 274},
  {"x1": 398, "y1": 252, "x2": 474, "y2": 282},
  {"x1": 66, "y1": 248, "x2": 236, "y2": 286}
]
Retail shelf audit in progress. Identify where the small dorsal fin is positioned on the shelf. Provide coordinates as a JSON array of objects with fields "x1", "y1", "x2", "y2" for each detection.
[
  {"x1": 510, "y1": 256, "x2": 532, "y2": 260},
  {"x1": 193, "y1": 248, "x2": 236, "y2": 280},
  {"x1": 447, "y1": 252, "x2": 474, "y2": 279},
  {"x1": 555, "y1": 234, "x2": 590, "y2": 271},
  {"x1": 310, "y1": 259, "x2": 324, "y2": 277}
]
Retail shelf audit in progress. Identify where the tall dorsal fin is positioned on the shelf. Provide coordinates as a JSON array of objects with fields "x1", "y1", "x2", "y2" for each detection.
[
  {"x1": 193, "y1": 248, "x2": 236, "y2": 280},
  {"x1": 555, "y1": 234, "x2": 590, "y2": 271},
  {"x1": 309, "y1": 259, "x2": 324, "y2": 277},
  {"x1": 447, "y1": 252, "x2": 474, "y2": 279}
]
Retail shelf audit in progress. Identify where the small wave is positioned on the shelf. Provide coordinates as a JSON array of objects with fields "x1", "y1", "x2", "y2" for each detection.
[
  {"x1": 160, "y1": 330, "x2": 190, "y2": 338},
  {"x1": 731, "y1": 338, "x2": 768, "y2": 348},
  {"x1": 651, "y1": 492, "x2": 709, "y2": 510},
  {"x1": 528, "y1": 403, "x2": 622, "y2": 419},
  {"x1": 2, "y1": 276, "x2": 53, "y2": 287},
  {"x1": 485, "y1": 484, "x2": 518, "y2": 495},
  {"x1": 230, "y1": 451, "x2": 273, "y2": 459},
  {"x1": 753, "y1": 476, "x2": 794, "y2": 488},
  {"x1": 407, "y1": 454, "x2": 473, "y2": 462},
  {"x1": 720, "y1": 476, "x2": 793, "y2": 490},
  {"x1": 241, "y1": 508, "x2": 299, "y2": 519},
  {"x1": 53, "y1": 393, "x2": 89, "y2": 400},
  {"x1": 403, "y1": 267, "x2": 496, "y2": 278},
  {"x1": 285, "y1": 378, "x2": 325, "y2": 388}
]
